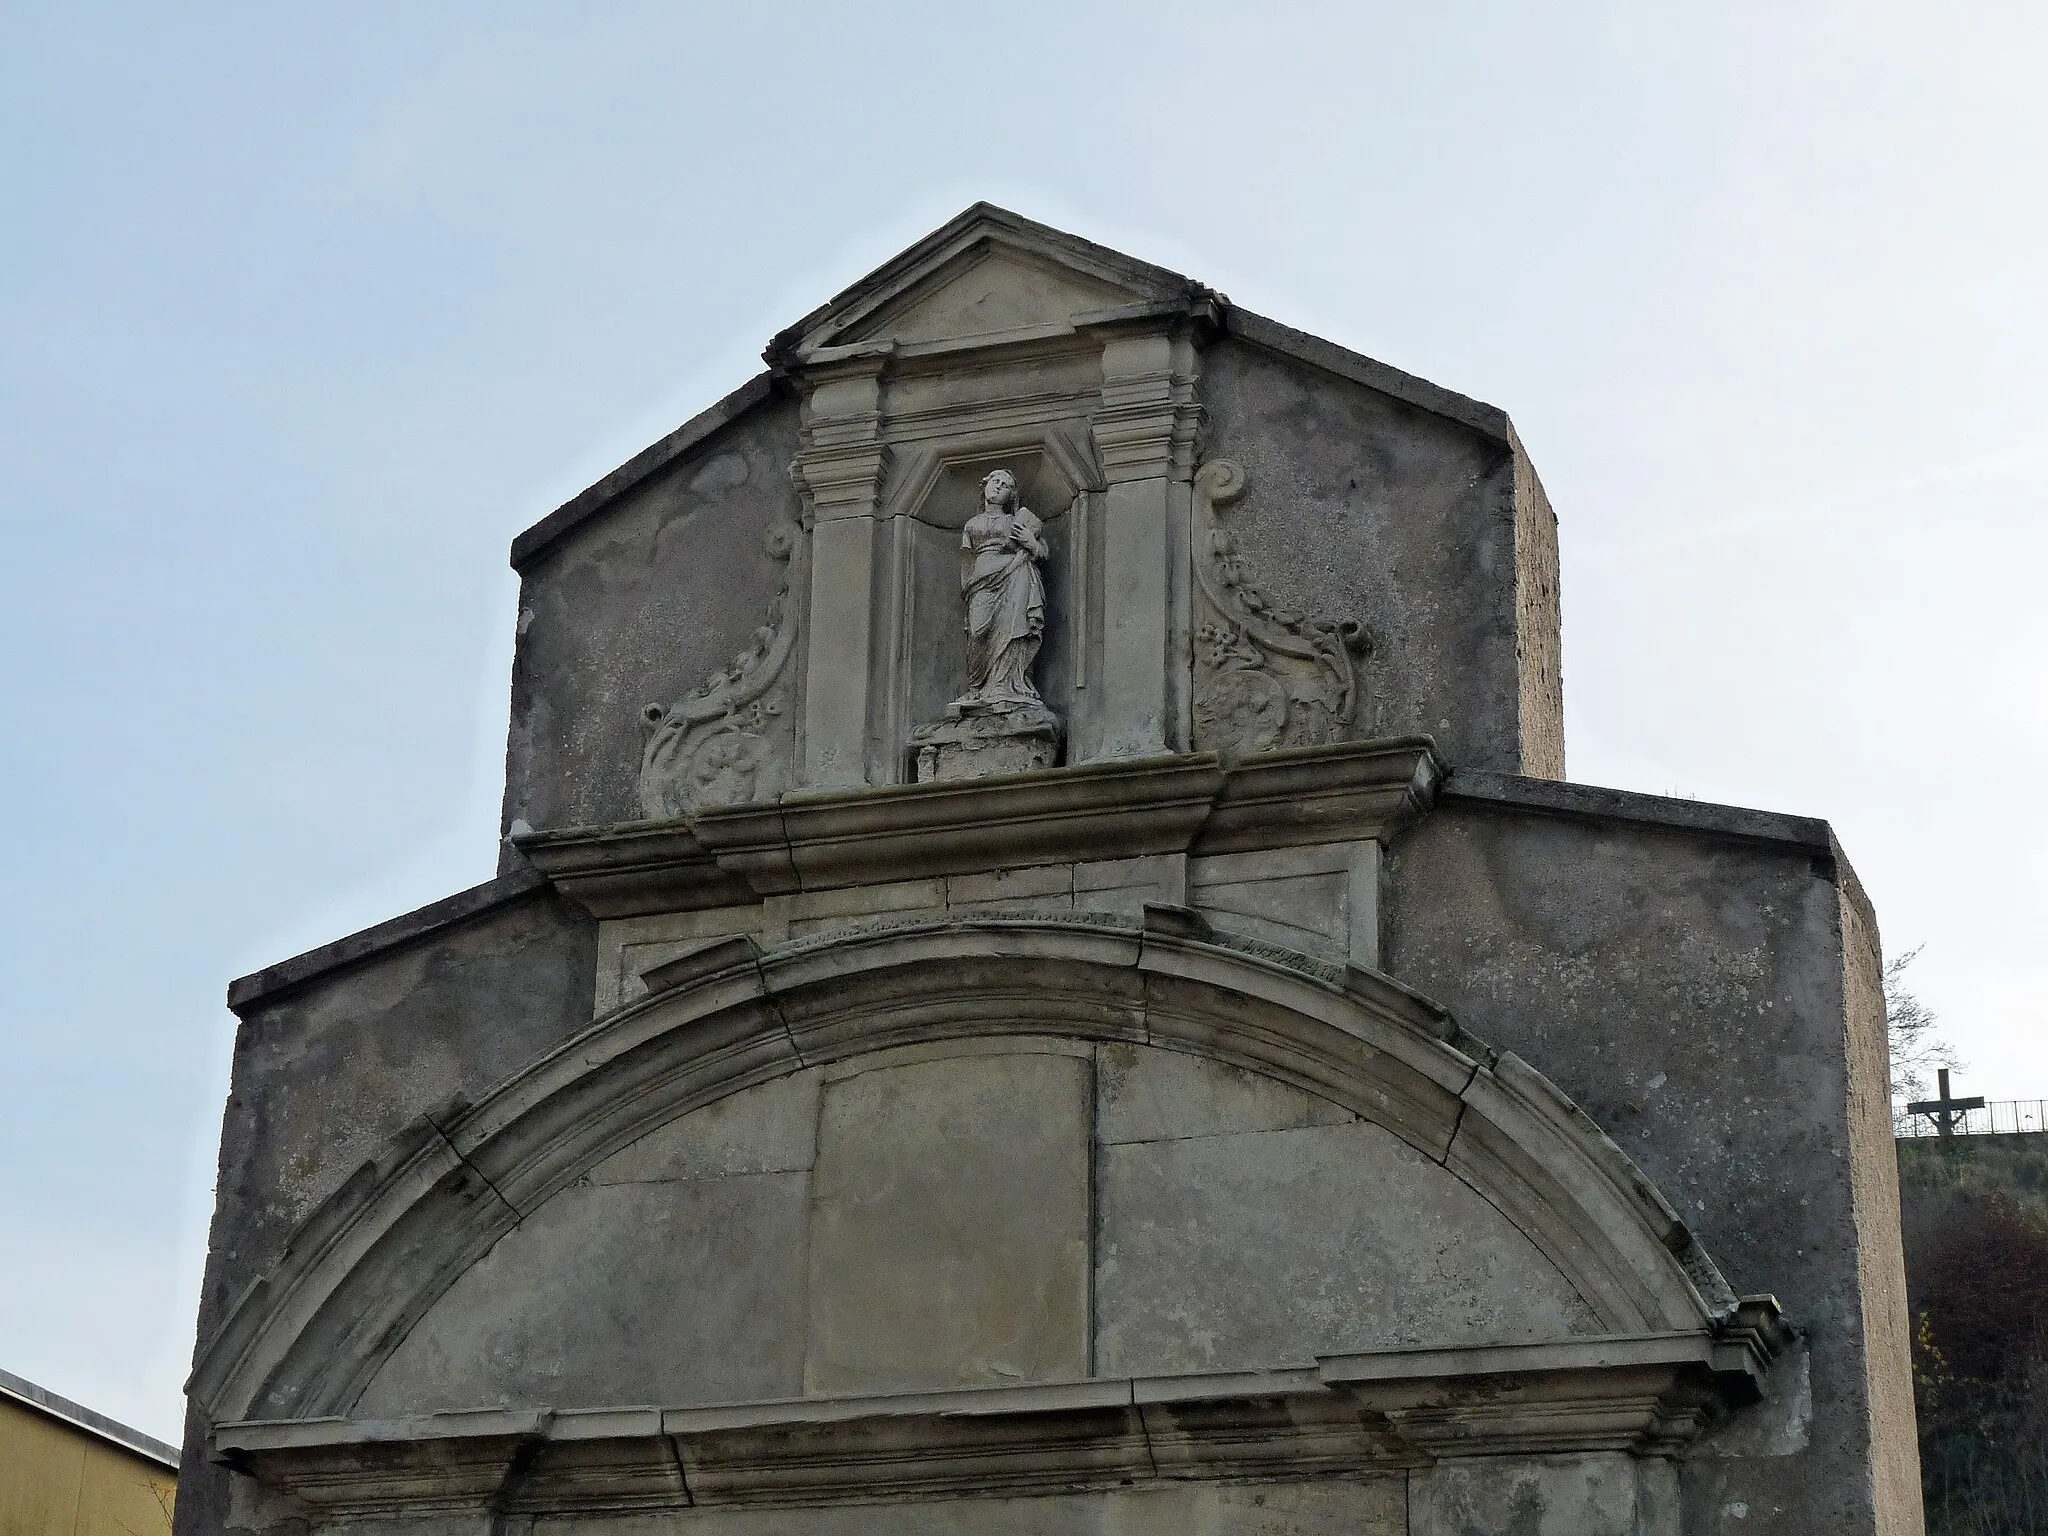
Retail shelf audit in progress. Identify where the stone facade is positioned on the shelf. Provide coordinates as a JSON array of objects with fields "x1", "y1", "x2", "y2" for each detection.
[{"x1": 178, "y1": 207, "x2": 1919, "y2": 1536}]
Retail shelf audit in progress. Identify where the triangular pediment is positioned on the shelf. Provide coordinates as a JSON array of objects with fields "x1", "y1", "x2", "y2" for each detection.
[
  {"x1": 842, "y1": 247, "x2": 1136, "y2": 347},
  {"x1": 512, "y1": 205, "x2": 1511, "y2": 572},
  {"x1": 768, "y1": 203, "x2": 1215, "y2": 362}
]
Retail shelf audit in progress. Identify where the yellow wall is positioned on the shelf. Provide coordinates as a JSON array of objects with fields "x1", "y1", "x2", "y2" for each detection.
[{"x1": 0, "y1": 1395, "x2": 175, "y2": 1536}]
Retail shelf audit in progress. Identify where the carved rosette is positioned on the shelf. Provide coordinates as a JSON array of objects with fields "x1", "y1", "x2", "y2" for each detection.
[
  {"x1": 1191, "y1": 459, "x2": 1371, "y2": 756},
  {"x1": 637, "y1": 523, "x2": 802, "y2": 819}
]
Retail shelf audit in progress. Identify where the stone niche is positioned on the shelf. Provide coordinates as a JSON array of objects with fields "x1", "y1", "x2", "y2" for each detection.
[
  {"x1": 183, "y1": 205, "x2": 1917, "y2": 1536},
  {"x1": 896, "y1": 440, "x2": 1088, "y2": 783},
  {"x1": 897, "y1": 446, "x2": 1088, "y2": 729},
  {"x1": 781, "y1": 242, "x2": 1206, "y2": 789}
]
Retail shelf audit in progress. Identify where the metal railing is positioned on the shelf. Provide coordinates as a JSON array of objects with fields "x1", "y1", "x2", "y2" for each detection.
[{"x1": 1896, "y1": 1098, "x2": 2048, "y2": 1138}]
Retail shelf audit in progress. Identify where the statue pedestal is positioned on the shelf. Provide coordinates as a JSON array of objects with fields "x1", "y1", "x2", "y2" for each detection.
[{"x1": 911, "y1": 705, "x2": 1062, "y2": 784}]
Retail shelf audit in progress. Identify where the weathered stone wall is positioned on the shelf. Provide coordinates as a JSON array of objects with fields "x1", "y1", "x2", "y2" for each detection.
[
  {"x1": 1898, "y1": 1130, "x2": 2048, "y2": 1532},
  {"x1": 1200, "y1": 331, "x2": 1561, "y2": 777},
  {"x1": 502, "y1": 389, "x2": 802, "y2": 837},
  {"x1": 1384, "y1": 774, "x2": 1916, "y2": 1536},
  {"x1": 178, "y1": 775, "x2": 1911, "y2": 1536},
  {"x1": 1901, "y1": 1132, "x2": 2048, "y2": 1222},
  {"x1": 174, "y1": 880, "x2": 597, "y2": 1536},
  {"x1": 179, "y1": 208, "x2": 1914, "y2": 1536}
]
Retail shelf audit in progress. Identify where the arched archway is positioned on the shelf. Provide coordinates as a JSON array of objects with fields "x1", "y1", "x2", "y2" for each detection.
[{"x1": 192, "y1": 915, "x2": 1741, "y2": 1428}]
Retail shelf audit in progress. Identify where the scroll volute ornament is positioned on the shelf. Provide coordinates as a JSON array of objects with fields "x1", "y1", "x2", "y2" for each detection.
[
  {"x1": 637, "y1": 522, "x2": 802, "y2": 819},
  {"x1": 1191, "y1": 459, "x2": 1371, "y2": 756}
]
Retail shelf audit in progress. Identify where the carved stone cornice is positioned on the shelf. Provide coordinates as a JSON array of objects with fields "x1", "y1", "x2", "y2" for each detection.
[
  {"x1": 1320, "y1": 1328, "x2": 1783, "y2": 1459},
  {"x1": 1197, "y1": 736, "x2": 1442, "y2": 855},
  {"x1": 515, "y1": 736, "x2": 1444, "y2": 918},
  {"x1": 508, "y1": 821, "x2": 753, "y2": 914},
  {"x1": 213, "y1": 1328, "x2": 1781, "y2": 1519}
]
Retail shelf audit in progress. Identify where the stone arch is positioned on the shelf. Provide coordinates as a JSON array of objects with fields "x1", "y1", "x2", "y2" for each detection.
[{"x1": 190, "y1": 916, "x2": 1736, "y2": 1426}]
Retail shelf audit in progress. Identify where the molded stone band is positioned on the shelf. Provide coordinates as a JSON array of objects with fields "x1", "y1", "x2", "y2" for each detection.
[
  {"x1": 212, "y1": 1332, "x2": 1782, "y2": 1517},
  {"x1": 515, "y1": 735, "x2": 1443, "y2": 918},
  {"x1": 225, "y1": 754, "x2": 1850, "y2": 1016}
]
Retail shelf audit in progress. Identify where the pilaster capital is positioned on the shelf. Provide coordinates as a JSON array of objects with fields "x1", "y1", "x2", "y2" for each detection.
[
  {"x1": 1093, "y1": 331, "x2": 1204, "y2": 484},
  {"x1": 791, "y1": 353, "x2": 893, "y2": 524}
]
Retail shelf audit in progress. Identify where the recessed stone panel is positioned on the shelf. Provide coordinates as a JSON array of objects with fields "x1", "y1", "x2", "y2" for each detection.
[
  {"x1": 1415, "y1": 1454, "x2": 1646, "y2": 1536},
  {"x1": 844, "y1": 248, "x2": 1133, "y2": 346},
  {"x1": 1095, "y1": 1117, "x2": 1601, "y2": 1377},
  {"x1": 804, "y1": 1051, "x2": 1092, "y2": 1394},
  {"x1": 355, "y1": 1171, "x2": 809, "y2": 1415}
]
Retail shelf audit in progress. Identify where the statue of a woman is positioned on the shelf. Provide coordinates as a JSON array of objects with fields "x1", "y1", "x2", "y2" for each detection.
[{"x1": 950, "y1": 469, "x2": 1048, "y2": 715}]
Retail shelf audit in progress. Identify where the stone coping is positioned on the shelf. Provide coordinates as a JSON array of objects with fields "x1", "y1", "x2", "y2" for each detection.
[
  {"x1": 213, "y1": 1330, "x2": 1782, "y2": 1515},
  {"x1": 1442, "y1": 770, "x2": 1835, "y2": 857},
  {"x1": 225, "y1": 867, "x2": 551, "y2": 1015},
  {"x1": 1222, "y1": 307, "x2": 1509, "y2": 443},
  {"x1": 510, "y1": 373, "x2": 778, "y2": 571},
  {"x1": 516, "y1": 737, "x2": 1443, "y2": 919}
]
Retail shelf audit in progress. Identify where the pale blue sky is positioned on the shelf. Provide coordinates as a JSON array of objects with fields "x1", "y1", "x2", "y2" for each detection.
[{"x1": 3, "y1": 4, "x2": 2043, "y2": 1442}]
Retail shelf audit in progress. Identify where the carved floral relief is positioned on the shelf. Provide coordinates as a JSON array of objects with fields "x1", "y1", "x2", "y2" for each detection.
[
  {"x1": 1191, "y1": 458, "x2": 1371, "y2": 756},
  {"x1": 637, "y1": 522, "x2": 802, "y2": 818}
]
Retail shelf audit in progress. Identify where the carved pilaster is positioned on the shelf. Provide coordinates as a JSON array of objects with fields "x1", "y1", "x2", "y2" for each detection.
[
  {"x1": 791, "y1": 355, "x2": 892, "y2": 789},
  {"x1": 1093, "y1": 333, "x2": 1205, "y2": 485},
  {"x1": 791, "y1": 358, "x2": 893, "y2": 525},
  {"x1": 1089, "y1": 333, "x2": 1205, "y2": 761}
]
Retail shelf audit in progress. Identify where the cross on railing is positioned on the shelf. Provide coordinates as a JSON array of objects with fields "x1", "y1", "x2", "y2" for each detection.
[{"x1": 1906, "y1": 1068, "x2": 1986, "y2": 1140}]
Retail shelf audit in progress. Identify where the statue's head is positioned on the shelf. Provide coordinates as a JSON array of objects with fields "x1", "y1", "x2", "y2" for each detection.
[{"x1": 980, "y1": 469, "x2": 1017, "y2": 509}]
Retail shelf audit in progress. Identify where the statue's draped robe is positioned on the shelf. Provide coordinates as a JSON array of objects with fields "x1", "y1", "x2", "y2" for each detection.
[{"x1": 959, "y1": 506, "x2": 1046, "y2": 709}]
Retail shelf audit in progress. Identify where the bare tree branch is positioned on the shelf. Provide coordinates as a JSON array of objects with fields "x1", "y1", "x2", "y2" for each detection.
[{"x1": 1888, "y1": 945, "x2": 1962, "y2": 1107}]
